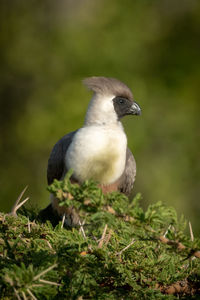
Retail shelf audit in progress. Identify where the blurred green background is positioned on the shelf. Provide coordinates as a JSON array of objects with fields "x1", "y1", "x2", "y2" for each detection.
[{"x1": 0, "y1": 0, "x2": 199, "y2": 233}]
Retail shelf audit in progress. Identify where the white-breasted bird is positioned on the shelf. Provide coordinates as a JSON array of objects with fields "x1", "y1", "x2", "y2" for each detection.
[{"x1": 44, "y1": 77, "x2": 141, "y2": 225}]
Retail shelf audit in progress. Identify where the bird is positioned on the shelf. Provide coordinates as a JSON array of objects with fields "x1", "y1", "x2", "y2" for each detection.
[{"x1": 42, "y1": 76, "x2": 141, "y2": 226}]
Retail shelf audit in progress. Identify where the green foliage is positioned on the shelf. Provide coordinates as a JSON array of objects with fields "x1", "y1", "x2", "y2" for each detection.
[
  {"x1": 0, "y1": 178, "x2": 200, "y2": 299},
  {"x1": 47, "y1": 170, "x2": 105, "y2": 214},
  {"x1": 0, "y1": 0, "x2": 200, "y2": 235}
]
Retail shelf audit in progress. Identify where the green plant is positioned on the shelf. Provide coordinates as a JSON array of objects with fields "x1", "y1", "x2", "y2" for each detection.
[{"x1": 0, "y1": 175, "x2": 199, "y2": 299}]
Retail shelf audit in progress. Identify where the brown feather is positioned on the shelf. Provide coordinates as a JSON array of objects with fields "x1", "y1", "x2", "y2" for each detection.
[{"x1": 83, "y1": 76, "x2": 133, "y2": 101}]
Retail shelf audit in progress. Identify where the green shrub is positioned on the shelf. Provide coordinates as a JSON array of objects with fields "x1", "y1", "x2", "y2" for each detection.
[{"x1": 0, "y1": 175, "x2": 199, "y2": 299}]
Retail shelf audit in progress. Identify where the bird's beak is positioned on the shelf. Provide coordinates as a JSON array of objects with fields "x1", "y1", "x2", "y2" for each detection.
[{"x1": 130, "y1": 101, "x2": 141, "y2": 116}]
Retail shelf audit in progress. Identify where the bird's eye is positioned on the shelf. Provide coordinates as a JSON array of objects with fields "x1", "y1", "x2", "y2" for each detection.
[
  {"x1": 118, "y1": 98, "x2": 125, "y2": 104},
  {"x1": 113, "y1": 96, "x2": 127, "y2": 108}
]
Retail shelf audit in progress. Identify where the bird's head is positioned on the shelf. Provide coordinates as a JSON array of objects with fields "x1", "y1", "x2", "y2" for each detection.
[{"x1": 83, "y1": 76, "x2": 141, "y2": 126}]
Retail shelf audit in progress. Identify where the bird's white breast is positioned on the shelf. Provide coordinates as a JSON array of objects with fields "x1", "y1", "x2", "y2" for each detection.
[{"x1": 65, "y1": 124, "x2": 127, "y2": 184}]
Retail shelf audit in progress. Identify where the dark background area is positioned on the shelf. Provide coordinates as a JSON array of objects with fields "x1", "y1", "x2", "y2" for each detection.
[{"x1": 0, "y1": 0, "x2": 199, "y2": 233}]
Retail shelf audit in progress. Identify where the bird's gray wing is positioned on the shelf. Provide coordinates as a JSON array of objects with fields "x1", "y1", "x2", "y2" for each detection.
[
  {"x1": 118, "y1": 147, "x2": 136, "y2": 197},
  {"x1": 47, "y1": 130, "x2": 77, "y2": 185}
]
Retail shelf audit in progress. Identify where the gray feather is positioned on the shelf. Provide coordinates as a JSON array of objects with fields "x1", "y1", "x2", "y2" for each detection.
[
  {"x1": 119, "y1": 148, "x2": 136, "y2": 196},
  {"x1": 47, "y1": 130, "x2": 77, "y2": 185}
]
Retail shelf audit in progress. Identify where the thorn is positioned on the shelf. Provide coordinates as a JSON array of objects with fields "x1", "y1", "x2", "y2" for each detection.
[
  {"x1": 61, "y1": 214, "x2": 66, "y2": 229},
  {"x1": 189, "y1": 221, "x2": 194, "y2": 242},
  {"x1": 39, "y1": 279, "x2": 61, "y2": 286},
  {"x1": 27, "y1": 217, "x2": 31, "y2": 233},
  {"x1": 10, "y1": 186, "x2": 28, "y2": 216},
  {"x1": 15, "y1": 197, "x2": 29, "y2": 212},
  {"x1": 21, "y1": 291, "x2": 27, "y2": 300},
  {"x1": 31, "y1": 284, "x2": 43, "y2": 288},
  {"x1": 13, "y1": 288, "x2": 22, "y2": 300},
  {"x1": 79, "y1": 220, "x2": 86, "y2": 239},
  {"x1": 105, "y1": 229, "x2": 112, "y2": 245},
  {"x1": 44, "y1": 240, "x2": 53, "y2": 250},
  {"x1": 98, "y1": 224, "x2": 108, "y2": 248},
  {"x1": 117, "y1": 239, "x2": 135, "y2": 256},
  {"x1": 163, "y1": 225, "x2": 171, "y2": 238},
  {"x1": 33, "y1": 264, "x2": 57, "y2": 281},
  {"x1": 26, "y1": 289, "x2": 38, "y2": 300}
]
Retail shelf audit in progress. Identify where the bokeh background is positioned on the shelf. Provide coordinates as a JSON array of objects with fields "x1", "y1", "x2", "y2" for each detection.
[{"x1": 0, "y1": 0, "x2": 199, "y2": 233}]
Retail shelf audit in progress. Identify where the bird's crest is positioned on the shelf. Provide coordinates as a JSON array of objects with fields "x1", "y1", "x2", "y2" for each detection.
[{"x1": 83, "y1": 76, "x2": 133, "y2": 101}]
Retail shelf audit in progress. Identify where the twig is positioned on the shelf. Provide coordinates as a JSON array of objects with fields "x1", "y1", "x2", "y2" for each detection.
[
  {"x1": 158, "y1": 279, "x2": 199, "y2": 295},
  {"x1": 79, "y1": 220, "x2": 86, "y2": 239},
  {"x1": 189, "y1": 221, "x2": 194, "y2": 242},
  {"x1": 158, "y1": 236, "x2": 186, "y2": 250},
  {"x1": 61, "y1": 214, "x2": 66, "y2": 229},
  {"x1": 158, "y1": 235, "x2": 200, "y2": 259},
  {"x1": 26, "y1": 289, "x2": 38, "y2": 300},
  {"x1": 33, "y1": 264, "x2": 57, "y2": 281},
  {"x1": 10, "y1": 186, "x2": 28, "y2": 216},
  {"x1": 98, "y1": 224, "x2": 108, "y2": 248},
  {"x1": 39, "y1": 279, "x2": 61, "y2": 286},
  {"x1": 117, "y1": 239, "x2": 135, "y2": 256},
  {"x1": 193, "y1": 250, "x2": 200, "y2": 258}
]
